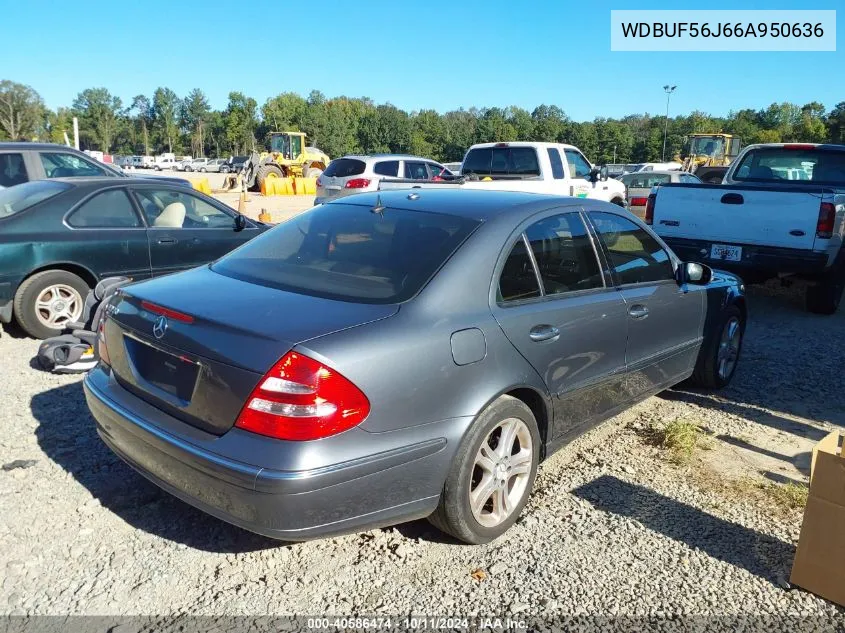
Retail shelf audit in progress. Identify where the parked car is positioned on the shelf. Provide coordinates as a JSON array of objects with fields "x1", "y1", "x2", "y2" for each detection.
[
  {"x1": 173, "y1": 158, "x2": 194, "y2": 172},
  {"x1": 379, "y1": 143, "x2": 627, "y2": 207},
  {"x1": 315, "y1": 154, "x2": 450, "y2": 204},
  {"x1": 185, "y1": 158, "x2": 210, "y2": 172},
  {"x1": 153, "y1": 157, "x2": 179, "y2": 171},
  {"x1": 83, "y1": 189, "x2": 746, "y2": 544},
  {"x1": 220, "y1": 155, "x2": 249, "y2": 174},
  {"x1": 648, "y1": 143, "x2": 845, "y2": 314},
  {"x1": 198, "y1": 158, "x2": 227, "y2": 173},
  {"x1": 443, "y1": 162, "x2": 462, "y2": 174},
  {"x1": 619, "y1": 171, "x2": 701, "y2": 220},
  {"x1": 0, "y1": 143, "x2": 193, "y2": 189},
  {"x1": 0, "y1": 178, "x2": 267, "y2": 339}
]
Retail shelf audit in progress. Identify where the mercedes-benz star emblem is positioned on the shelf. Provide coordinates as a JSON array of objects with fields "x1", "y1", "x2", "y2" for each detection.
[{"x1": 152, "y1": 315, "x2": 168, "y2": 340}]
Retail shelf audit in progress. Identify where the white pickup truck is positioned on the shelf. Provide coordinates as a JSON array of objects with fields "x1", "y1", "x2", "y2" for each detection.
[
  {"x1": 379, "y1": 142, "x2": 627, "y2": 207},
  {"x1": 647, "y1": 143, "x2": 845, "y2": 314}
]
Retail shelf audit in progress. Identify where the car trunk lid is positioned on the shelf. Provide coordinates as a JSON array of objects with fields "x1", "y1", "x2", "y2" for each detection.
[{"x1": 104, "y1": 266, "x2": 397, "y2": 435}]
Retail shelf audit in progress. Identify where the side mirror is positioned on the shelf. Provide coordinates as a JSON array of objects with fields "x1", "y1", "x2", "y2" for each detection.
[
  {"x1": 234, "y1": 213, "x2": 247, "y2": 232},
  {"x1": 588, "y1": 166, "x2": 601, "y2": 183},
  {"x1": 678, "y1": 261, "x2": 713, "y2": 285}
]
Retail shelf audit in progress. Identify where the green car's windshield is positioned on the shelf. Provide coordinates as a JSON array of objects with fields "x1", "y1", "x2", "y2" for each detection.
[{"x1": 0, "y1": 180, "x2": 71, "y2": 219}]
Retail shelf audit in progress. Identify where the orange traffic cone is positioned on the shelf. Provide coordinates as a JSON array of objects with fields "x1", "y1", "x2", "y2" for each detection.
[{"x1": 258, "y1": 208, "x2": 272, "y2": 223}]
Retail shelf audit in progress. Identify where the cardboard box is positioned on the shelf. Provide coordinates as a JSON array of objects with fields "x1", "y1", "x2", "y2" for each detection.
[{"x1": 790, "y1": 431, "x2": 845, "y2": 606}]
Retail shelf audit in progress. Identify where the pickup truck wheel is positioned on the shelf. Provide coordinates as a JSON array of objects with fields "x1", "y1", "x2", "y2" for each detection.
[
  {"x1": 14, "y1": 270, "x2": 91, "y2": 340},
  {"x1": 690, "y1": 305, "x2": 744, "y2": 389},
  {"x1": 806, "y1": 273, "x2": 844, "y2": 315},
  {"x1": 428, "y1": 395, "x2": 539, "y2": 544},
  {"x1": 611, "y1": 197, "x2": 625, "y2": 207}
]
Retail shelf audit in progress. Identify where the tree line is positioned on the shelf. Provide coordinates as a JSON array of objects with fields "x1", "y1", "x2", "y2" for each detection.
[{"x1": 2, "y1": 79, "x2": 844, "y2": 165}]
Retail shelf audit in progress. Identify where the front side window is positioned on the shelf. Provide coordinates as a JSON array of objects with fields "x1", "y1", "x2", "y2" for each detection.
[
  {"x1": 427, "y1": 163, "x2": 445, "y2": 178},
  {"x1": 498, "y1": 238, "x2": 541, "y2": 303},
  {"x1": 524, "y1": 213, "x2": 603, "y2": 295},
  {"x1": 404, "y1": 161, "x2": 429, "y2": 179},
  {"x1": 40, "y1": 152, "x2": 108, "y2": 178},
  {"x1": 68, "y1": 189, "x2": 140, "y2": 228},
  {"x1": 212, "y1": 203, "x2": 479, "y2": 304},
  {"x1": 373, "y1": 160, "x2": 399, "y2": 177},
  {"x1": 564, "y1": 149, "x2": 592, "y2": 179},
  {"x1": 0, "y1": 153, "x2": 28, "y2": 187},
  {"x1": 590, "y1": 212, "x2": 674, "y2": 285},
  {"x1": 134, "y1": 189, "x2": 233, "y2": 229}
]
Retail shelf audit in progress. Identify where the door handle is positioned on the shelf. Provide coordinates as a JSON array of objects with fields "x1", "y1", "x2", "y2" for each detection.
[
  {"x1": 157, "y1": 238, "x2": 177, "y2": 245},
  {"x1": 720, "y1": 193, "x2": 744, "y2": 205},
  {"x1": 628, "y1": 305, "x2": 649, "y2": 319},
  {"x1": 529, "y1": 325, "x2": 560, "y2": 342}
]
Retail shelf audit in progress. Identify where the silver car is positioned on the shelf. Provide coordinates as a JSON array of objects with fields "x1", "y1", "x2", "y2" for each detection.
[
  {"x1": 315, "y1": 155, "x2": 450, "y2": 204},
  {"x1": 619, "y1": 170, "x2": 701, "y2": 220},
  {"x1": 197, "y1": 158, "x2": 226, "y2": 173},
  {"x1": 84, "y1": 189, "x2": 746, "y2": 544}
]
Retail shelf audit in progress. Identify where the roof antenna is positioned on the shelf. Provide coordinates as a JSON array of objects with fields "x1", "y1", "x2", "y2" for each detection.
[{"x1": 371, "y1": 194, "x2": 386, "y2": 214}]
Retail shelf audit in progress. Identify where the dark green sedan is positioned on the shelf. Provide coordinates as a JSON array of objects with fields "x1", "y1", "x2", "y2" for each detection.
[{"x1": 0, "y1": 177, "x2": 268, "y2": 338}]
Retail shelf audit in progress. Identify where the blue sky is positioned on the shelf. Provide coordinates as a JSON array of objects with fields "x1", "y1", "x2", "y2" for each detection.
[{"x1": 2, "y1": 0, "x2": 841, "y2": 121}]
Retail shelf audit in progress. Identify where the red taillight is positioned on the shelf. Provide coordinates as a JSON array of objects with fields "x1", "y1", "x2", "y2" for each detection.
[
  {"x1": 817, "y1": 202, "x2": 835, "y2": 239},
  {"x1": 644, "y1": 193, "x2": 656, "y2": 224},
  {"x1": 344, "y1": 178, "x2": 371, "y2": 189},
  {"x1": 783, "y1": 144, "x2": 815, "y2": 150},
  {"x1": 97, "y1": 319, "x2": 110, "y2": 367},
  {"x1": 234, "y1": 352, "x2": 370, "y2": 441},
  {"x1": 140, "y1": 300, "x2": 194, "y2": 323},
  {"x1": 630, "y1": 197, "x2": 648, "y2": 207}
]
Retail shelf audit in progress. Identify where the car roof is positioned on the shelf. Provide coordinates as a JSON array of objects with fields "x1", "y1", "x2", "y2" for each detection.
[
  {"x1": 323, "y1": 188, "x2": 581, "y2": 221},
  {"x1": 0, "y1": 142, "x2": 83, "y2": 151},
  {"x1": 335, "y1": 154, "x2": 443, "y2": 163},
  {"x1": 468, "y1": 141, "x2": 581, "y2": 151},
  {"x1": 623, "y1": 170, "x2": 689, "y2": 177},
  {"x1": 741, "y1": 143, "x2": 845, "y2": 151},
  {"x1": 52, "y1": 176, "x2": 188, "y2": 186}
]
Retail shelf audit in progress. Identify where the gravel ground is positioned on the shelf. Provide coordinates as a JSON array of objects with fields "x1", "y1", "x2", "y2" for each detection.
[{"x1": 1, "y1": 282, "x2": 844, "y2": 628}]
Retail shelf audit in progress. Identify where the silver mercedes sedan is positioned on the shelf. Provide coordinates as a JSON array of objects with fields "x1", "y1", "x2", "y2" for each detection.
[{"x1": 84, "y1": 189, "x2": 746, "y2": 544}]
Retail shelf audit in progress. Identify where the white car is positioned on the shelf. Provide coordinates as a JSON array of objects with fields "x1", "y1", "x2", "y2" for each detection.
[
  {"x1": 153, "y1": 157, "x2": 179, "y2": 171},
  {"x1": 173, "y1": 159, "x2": 194, "y2": 172},
  {"x1": 380, "y1": 142, "x2": 627, "y2": 207}
]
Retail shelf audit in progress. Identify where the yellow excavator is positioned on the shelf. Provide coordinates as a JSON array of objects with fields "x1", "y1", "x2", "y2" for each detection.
[
  {"x1": 677, "y1": 133, "x2": 742, "y2": 184},
  {"x1": 226, "y1": 131, "x2": 330, "y2": 192}
]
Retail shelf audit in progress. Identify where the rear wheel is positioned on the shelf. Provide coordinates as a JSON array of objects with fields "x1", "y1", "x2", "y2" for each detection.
[
  {"x1": 256, "y1": 164, "x2": 285, "y2": 191},
  {"x1": 690, "y1": 305, "x2": 744, "y2": 389},
  {"x1": 806, "y1": 271, "x2": 845, "y2": 315},
  {"x1": 14, "y1": 270, "x2": 90, "y2": 339},
  {"x1": 428, "y1": 395, "x2": 540, "y2": 544}
]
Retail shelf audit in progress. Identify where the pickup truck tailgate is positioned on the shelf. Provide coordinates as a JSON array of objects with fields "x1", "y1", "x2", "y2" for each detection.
[{"x1": 652, "y1": 184, "x2": 822, "y2": 250}]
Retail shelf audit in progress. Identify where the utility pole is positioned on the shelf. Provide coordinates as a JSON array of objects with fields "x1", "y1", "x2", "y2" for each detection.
[{"x1": 662, "y1": 85, "x2": 676, "y2": 162}]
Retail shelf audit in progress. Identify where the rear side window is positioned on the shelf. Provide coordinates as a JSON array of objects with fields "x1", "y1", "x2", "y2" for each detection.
[
  {"x1": 212, "y1": 204, "x2": 479, "y2": 303},
  {"x1": 462, "y1": 147, "x2": 540, "y2": 177},
  {"x1": 323, "y1": 158, "x2": 366, "y2": 178},
  {"x1": 404, "y1": 161, "x2": 429, "y2": 179},
  {"x1": 0, "y1": 153, "x2": 29, "y2": 187},
  {"x1": 590, "y1": 212, "x2": 674, "y2": 285},
  {"x1": 0, "y1": 180, "x2": 70, "y2": 219},
  {"x1": 498, "y1": 237, "x2": 541, "y2": 303},
  {"x1": 68, "y1": 189, "x2": 140, "y2": 228},
  {"x1": 732, "y1": 148, "x2": 845, "y2": 185},
  {"x1": 547, "y1": 148, "x2": 565, "y2": 180},
  {"x1": 40, "y1": 152, "x2": 108, "y2": 178},
  {"x1": 373, "y1": 160, "x2": 399, "y2": 177},
  {"x1": 524, "y1": 213, "x2": 603, "y2": 295}
]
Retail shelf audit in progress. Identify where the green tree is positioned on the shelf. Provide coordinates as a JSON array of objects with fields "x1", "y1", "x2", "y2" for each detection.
[
  {"x1": 152, "y1": 87, "x2": 181, "y2": 153},
  {"x1": 130, "y1": 95, "x2": 152, "y2": 155},
  {"x1": 530, "y1": 105, "x2": 567, "y2": 142},
  {"x1": 224, "y1": 91, "x2": 258, "y2": 155},
  {"x1": 183, "y1": 88, "x2": 211, "y2": 156},
  {"x1": 828, "y1": 102, "x2": 845, "y2": 144},
  {"x1": 72, "y1": 87, "x2": 123, "y2": 152},
  {"x1": 358, "y1": 104, "x2": 411, "y2": 154},
  {"x1": 0, "y1": 80, "x2": 46, "y2": 141},
  {"x1": 262, "y1": 92, "x2": 308, "y2": 133}
]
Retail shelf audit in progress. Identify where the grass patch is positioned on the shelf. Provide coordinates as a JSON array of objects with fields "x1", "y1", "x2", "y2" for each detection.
[
  {"x1": 645, "y1": 419, "x2": 704, "y2": 464},
  {"x1": 764, "y1": 481, "x2": 809, "y2": 511}
]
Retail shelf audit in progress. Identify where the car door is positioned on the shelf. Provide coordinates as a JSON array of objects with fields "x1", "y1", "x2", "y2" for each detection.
[
  {"x1": 587, "y1": 209, "x2": 704, "y2": 399},
  {"x1": 491, "y1": 209, "x2": 630, "y2": 440},
  {"x1": 64, "y1": 187, "x2": 151, "y2": 280},
  {"x1": 563, "y1": 148, "x2": 594, "y2": 199},
  {"x1": 132, "y1": 185, "x2": 259, "y2": 276}
]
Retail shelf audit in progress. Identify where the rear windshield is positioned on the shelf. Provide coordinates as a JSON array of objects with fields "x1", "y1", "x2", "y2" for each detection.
[
  {"x1": 621, "y1": 173, "x2": 672, "y2": 188},
  {"x1": 212, "y1": 203, "x2": 480, "y2": 303},
  {"x1": 0, "y1": 180, "x2": 71, "y2": 219},
  {"x1": 462, "y1": 147, "x2": 540, "y2": 177},
  {"x1": 324, "y1": 158, "x2": 366, "y2": 178},
  {"x1": 732, "y1": 148, "x2": 845, "y2": 185}
]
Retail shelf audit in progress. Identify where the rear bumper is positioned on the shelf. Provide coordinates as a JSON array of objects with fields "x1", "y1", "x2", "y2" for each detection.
[
  {"x1": 664, "y1": 237, "x2": 829, "y2": 277},
  {"x1": 83, "y1": 366, "x2": 465, "y2": 540}
]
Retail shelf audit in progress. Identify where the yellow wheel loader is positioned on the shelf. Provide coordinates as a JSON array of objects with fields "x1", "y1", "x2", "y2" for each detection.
[
  {"x1": 230, "y1": 132, "x2": 330, "y2": 192},
  {"x1": 677, "y1": 133, "x2": 742, "y2": 184}
]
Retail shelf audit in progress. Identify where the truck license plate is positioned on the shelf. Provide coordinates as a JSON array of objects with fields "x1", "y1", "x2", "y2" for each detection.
[{"x1": 710, "y1": 244, "x2": 742, "y2": 262}]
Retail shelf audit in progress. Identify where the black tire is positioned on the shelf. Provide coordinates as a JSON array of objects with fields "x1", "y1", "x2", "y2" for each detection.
[
  {"x1": 690, "y1": 305, "x2": 744, "y2": 389},
  {"x1": 428, "y1": 395, "x2": 540, "y2": 544},
  {"x1": 256, "y1": 164, "x2": 285, "y2": 192},
  {"x1": 612, "y1": 197, "x2": 626, "y2": 207},
  {"x1": 14, "y1": 270, "x2": 91, "y2": 340},
  {"x1": 806, "y1": 272, "x2": 844, "y2": 315}
]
